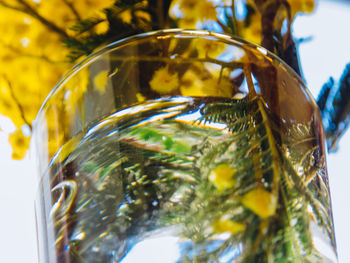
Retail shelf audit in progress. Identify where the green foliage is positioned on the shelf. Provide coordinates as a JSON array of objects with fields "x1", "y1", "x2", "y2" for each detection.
[
  {"x1": 64, "y1": 0, "x2": 174, "y2": 61},
  {"x1": 318, "y1": 64, "x2": 350, "y2": 151},
  {"x1": 49, "y1": 95, "x2": 333, "y2": 262}
]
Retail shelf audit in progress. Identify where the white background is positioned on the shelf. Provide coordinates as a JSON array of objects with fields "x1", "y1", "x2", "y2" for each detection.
[{"x1": 0, "y1": 0, "x2": 349, "y2": 262}]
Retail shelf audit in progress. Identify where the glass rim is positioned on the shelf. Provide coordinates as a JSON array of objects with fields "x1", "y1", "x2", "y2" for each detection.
[{"x1": 34, "y1": 28, "x2": 307, "y2": 126}]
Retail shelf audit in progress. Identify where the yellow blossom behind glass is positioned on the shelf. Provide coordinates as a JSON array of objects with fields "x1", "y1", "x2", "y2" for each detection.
[
  {"x1": 209, "y1": 163, "x2": 237, "y2": 191},
  {"x1": 57, "y1": 133, "x2": 83, "y2": 163},
  {"x1": 180, "y1": 68, "x2": 233, "y2": 98},
  {"x1": 93, "y1": 70, "x2": 109, "y2": 94},
  {"x1": 195, "y1": 38, "x2": 226, "y2": 58},
  {"x1": 212, "y1": 218, "x2": 245, "y2": 235},
  {"x1": 64, "y1": 67, "x2": 89, "y2": 114},
  {"x1": 171, "y1": 0, "x2": 217, "y2": 28},
  {"x1": 149, "y1": 66, "x2": 179, "y2": 95},
  {"x1": 0, "y1": 0, "x2": 318, "y2": 161},
  {"x1": 238, "y1": 12, "x2": 262, "y2": 45},
  {"x1": 241, "y1": 187, "x2": 278, "y2": 218},
  {"x1": 42, "y1": 105, "x2": 67, "y2": 159}
]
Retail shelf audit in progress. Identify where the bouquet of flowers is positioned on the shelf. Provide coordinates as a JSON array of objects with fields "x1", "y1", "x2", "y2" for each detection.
[
  {"x1": 2, "y1": 0, "x2": 348, "y2": 159},
  {"x1": 0, "y1": 1, "x2": 348, "y2": 262}
]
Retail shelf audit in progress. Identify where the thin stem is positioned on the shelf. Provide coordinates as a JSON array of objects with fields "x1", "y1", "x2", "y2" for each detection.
[
  {"x1": 217, "y1": 19, "x2": 232, "y2": 35},
  {"x1": 280, "y1": 0, "x2": 292, "y2": 48},
  {"x1": 157, "y1": 0, "x2": 164, "y2": 28},
  {"x1": 243, "y1": 63, "x2": 257, "y2": 97},
  {"x1": 279, "y1": 177, "x2": 305, "y2": 262},
  {"x1": 257, "y1": 98, "x2": 281, "y2": 195},
  {"x1": 3, "y1": 76, "x2": 32, "y2": 130},
  {"x1": 231, "y1": 0, "x2": 239, "y2": 35},
  {"x1": 16, "y1": 0, "x2": 70, "y2": 38},
  {"x1": 62, "y1": 0, "x2": 82, "y2": 21},
  {"x1": 0, "y1": 1, "x2": 21, "y2": 11}
]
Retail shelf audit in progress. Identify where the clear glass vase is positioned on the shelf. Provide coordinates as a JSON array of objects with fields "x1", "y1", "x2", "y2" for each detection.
[{"x1": 33, "y1": 29, "x2": 337, "y2": 263}]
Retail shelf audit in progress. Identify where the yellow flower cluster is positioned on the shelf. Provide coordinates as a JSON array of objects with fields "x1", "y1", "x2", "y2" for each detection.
[
  {"x1": 238, "y1": 0, "x2": 316, "y2": 45},
  {"x1": 8, "y1": 128, "x2": 31, "y2": 160},
  {"x1": 149, "y1": 64, "x2": 234, "y2": 98},
  {"x1": 0, "y1": 0, "x2": 317, "y2": 160},
  {"x1": 37, "y1": 0, "x2": 113, "y2": 34},
  {"x1": 241, "y1": 187, "x2": 277, "y2": 218},
  {"x1": 209, "y1": 163, "x2": 237, "y2": 191},
  {"x1": 149, "y1": 36, "x2": 236, "y2": 100},
  {"x1": 238, "y1": 12, "x2": 262, "y2": 45},
  {"x1": 0, "y1": 0, "x2": 113, "y2": 159},
  {"x1": 287, "y1": 0, "x2": 315, "y2": 18},
  {"x1": 149, "y1": 66, "x2": 179, "y2": 95},
  {"x1": 212, "y1": 217, "x2": 245, "y2": 235},
  {"x1": 170, "y1": 0, "x2": 218, "y2": 29},
  {"x1": 0, "y1": 8, "x2": 67, "y2": 158}
]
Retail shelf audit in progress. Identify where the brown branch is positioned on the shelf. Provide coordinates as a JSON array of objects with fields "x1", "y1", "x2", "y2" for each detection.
[
  {"x1": 216, "y1": 19, "x2": 232, "y2": 35},
  {"x1": 280, "y1": 0, "x2": 293, "y2": 48},
  {"x1": 3, "y1": 76, "x2": 32, "y2": 131},
  {"x1": 260, "y1": 1, "x2": 280, "y2": 52},
  {"x1": 157, "y1": 0, "x2": 165, "y2": 28},
  {"x1": 62, "y1": 0, "x2": 82, "y2": 21},
  {"x1": 16, "y1": 0, "x2": 70, "y2": 38},
  {"x1": 0, "y1": 1, "x2": 25, "y2": 12},
  {"x1": 280, "y1": 0, "x2": 302, "y2": 76},
  {"x1": 244, "y1": 63, "x2": 257, "y2": 97}
]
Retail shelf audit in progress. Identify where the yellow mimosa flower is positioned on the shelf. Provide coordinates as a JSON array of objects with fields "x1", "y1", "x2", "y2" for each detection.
[
  {"x1": 73, "y1": 0, "x2": 115, "y2": 19},
  {"x1": 241, "y1": 188, "x2": 277, "y2": 218},
  {"x1": 8, "y1": 129, "x2": 31, "y2": 160},
  {"x1": 180, "y1": 68, "x2": 233, "y2": 98},
  {"x1": 180, "y1": 69, "x2": 205, "y2": 97},
  {"x1": 196, "y1": 0, "x2": 218, "y2": 22},
  {"x1": 37, "y1": 0, "x2": 76, "y2": 30},
  {"x1": 93, "y1": 70, "x2": 109, "y2": 93},
  {"x1": 178, "y1": 17, "x2": 198, "y2": 29},
  {"x1": 136, "y1": 92, "x2": 146, "y2": 102},
  {"x1": 202, "y1": 77, "x2": 233, "y2": 98},
  {"x1": 65, "y1": 67, "x2": 89, "y2": 112},
  {"x1": 212, "y1": 218, "x2": 245, "y2": 235},
  {"x1": 239, "y1": 12, "x2": 262, "y2": 45},
  {"x1": 119, "y1": 10, "x2": 133, "y2": 24},
  {"x1": 196, "y1": 39, "x2": 226, "y2": 58},
  {"x1": 149, "y1": 66, "x2": 179, "y2": 95},
  {"x1": 287, "y1": 0, "x2": 315, "y2": 18},
  {"x1": 209, "y1": 163, "x2": 237, "y2": 191},
  {"x1": 178, "y1": 0, "x2": 198, "y2": 18},
  {"x1": 95, "y1": 19, "x2": 109, "y2": 34},
  {"x1": 174, "y1": 0, "x2": 217, "y2": 27},
  {"x1": 135, "y1": 10, "x2": 152, "y2": 23}
]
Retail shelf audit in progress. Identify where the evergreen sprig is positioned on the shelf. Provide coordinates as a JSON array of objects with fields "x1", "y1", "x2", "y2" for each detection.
[
  {"x1": 48, "y1": 94, "x2": 333, "y2": 262},
  {"x1": 317, "y1": 63, "x2": 350, "y2": 151}
]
